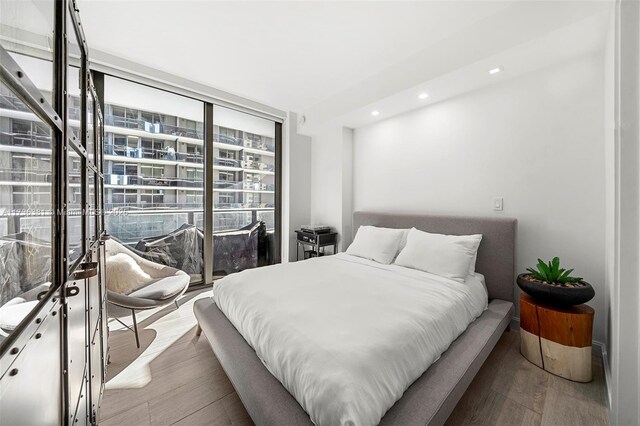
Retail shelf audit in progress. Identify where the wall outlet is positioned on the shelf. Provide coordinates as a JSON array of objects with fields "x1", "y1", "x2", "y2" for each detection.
[{"x1": 493, "y1": 197, "x2": 504, "y2": 211}]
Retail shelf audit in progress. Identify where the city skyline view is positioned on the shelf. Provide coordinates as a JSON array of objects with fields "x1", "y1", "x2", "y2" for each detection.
[{"x1": 0, "y1": 57, "x2": 279, "y2": 284}]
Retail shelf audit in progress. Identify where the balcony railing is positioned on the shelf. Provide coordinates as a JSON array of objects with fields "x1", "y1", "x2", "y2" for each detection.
[
  {"x1": 213, "y1": 134, "x2": 242, "y2": 147},
  {"x1": 105, "y1": 115, "x2": 203, "y2": 139},
  {"x1": 214, "y1": 134, "x2": 275, "y2": 153},
  {"x1": 68, "y1": 107, "x2": 81, "y2": 122},
  {"x1": 0, "y1": 168, "x2": 52, "y2": 183},
  {"x1": 105, "y1": 174, "x2": 203, "y2": 188},
  {"x1": 1, "y1": 131, "x2": 52, "y2": 149},
  {"x1": 104, "y1": 144, "x2": 203, "y2": 164},
  {"x1": 213, "y1": 180, "x2": 243, "y2": 190},
  {"x1": 214, "y1": 158, "x2": 241, "y2": 168},
  {"x1": 241, "y1": 138, "x2": 275, "y2": 152},
  {"x1": 0, "y1": 92, "x2": 29, "y2": 112},
  {"x1": 241, "y1": 160, "x2": 275, "y2": 172},
  {"x1": 214, "y1": 180, "x2": 273, "y2": 191},
  {"x1": 243, "y1": 181, "x2": 275, "y2": 191},
  {"x1": 215, "y1": 202, "x2": 275, "y2": 209},
  {"x1": 103, "y1": 202, "x2": 273, "y2": 212},
  {"x1": 104, "y1": 202, "x2": 203, "y2": 211},
  {"x1": 104, "y1": 145, "x2": 271, "y2": 172}
]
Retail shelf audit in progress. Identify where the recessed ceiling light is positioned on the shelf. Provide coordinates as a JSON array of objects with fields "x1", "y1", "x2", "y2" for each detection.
[
  {"x1": 371, "y1": 110, "x2": 380, "y2": 116},
  {"x1": 418, "y1": 93, "x2": 429, "y2": 100},
  {"x1": 489, "y1": 67, "x2": 503, "y2": 75}
]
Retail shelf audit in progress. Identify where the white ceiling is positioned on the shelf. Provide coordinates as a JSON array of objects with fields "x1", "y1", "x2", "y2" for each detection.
[
  {"x1": 78, "y1": 1, "x2": 510, "y2": 110},
  {"x1": 77, "y1": 1, "x2": 614, "y2": 133}
]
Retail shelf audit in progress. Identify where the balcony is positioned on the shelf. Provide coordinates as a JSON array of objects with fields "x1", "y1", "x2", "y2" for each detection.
[
  {"x1": 214, "y1": 134, "x2": 274, "y2": 153},
  {"x1": 243, "y1": 181, "x2": 275, "y2": 191},
  {"x1": 0, "y1": 131, "x2": 52, "y2": 149},
  {"x1": 0, "y1": 92, "x2": 29, "y2": 112},
  {"x1": 214, "y1": 158, "x2": 241, "y2": 168},
  {"x1": 242, "y1": 138, "x2": 275, "y2": 152},
  {"x1": 105, "y1": 174, "x2": 203, "y2": 188},
  {"x1": 105, "y1": 115, "x2": 203, "y2": 139},
  {"x1": 215, "y1": 202, "x2": 275, "y2": 209},
  {"x1": 0, "y1": 168, "x2": 52, "y2": 183},
  {"x1": 213, "y1": 180, "x2": 243, "y2": 190},
  {"x1": 213, "y1": 134, "x2": 242, "y2": 147},
  {"x1": 241, "y1": 160, "x2": 275, "y2": 172},
  {"x1": 104, "y1": 202, "x2": 202, "y2": 211},
  {"x1": 104, "y1": 208, "x2": 274, "y2": 241},
  {"x1": 104, "y1": 144, "x2": 203, "y2": 164},
  {"x1": 68, "y1": 106, "x2": 81, "y2": 122}
]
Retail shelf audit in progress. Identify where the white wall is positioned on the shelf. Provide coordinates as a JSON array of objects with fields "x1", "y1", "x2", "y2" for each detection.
[
  {"x1": 603, "y1": 5, "x2": 616, "y2": 409},
  {"x1": 351, "y1": 53, "x2": 607, "y2": 343},
  {"x1": 285, "y1": 113, "x2": 312, "y2": 261},
  {"x1": 310, "y1": 126, "x2": 353, "y2": 251},
  {"x1": 608, "y1": 0, "x2": 640, "y2": 423}
]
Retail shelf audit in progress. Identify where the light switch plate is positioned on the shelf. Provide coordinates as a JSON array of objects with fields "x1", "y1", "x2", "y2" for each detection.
[{"x1": 493, "y1": 197, "x2": 504, "y2": 211}]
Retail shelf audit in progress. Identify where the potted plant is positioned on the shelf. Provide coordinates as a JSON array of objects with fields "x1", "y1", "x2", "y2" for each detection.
[{"x1": 517, "y1": 257, "x2": 594, "y2": 306}]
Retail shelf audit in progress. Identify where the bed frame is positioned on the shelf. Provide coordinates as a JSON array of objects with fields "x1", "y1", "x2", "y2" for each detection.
[{"x1": 194, "y1": 212, "x2": 517, "y2": 425}]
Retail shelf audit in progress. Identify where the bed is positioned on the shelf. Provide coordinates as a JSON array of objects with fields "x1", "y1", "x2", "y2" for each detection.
[{"x1": 194, "y1": 212, "x2": 517, "y2": 425}]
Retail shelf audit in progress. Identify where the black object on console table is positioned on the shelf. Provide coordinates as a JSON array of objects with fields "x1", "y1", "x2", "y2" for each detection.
[{"x1": 295, "y1": 229, "x2": 338, "y2": 260}]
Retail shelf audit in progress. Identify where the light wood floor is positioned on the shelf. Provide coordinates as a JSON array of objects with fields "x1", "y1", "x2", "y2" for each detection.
[{"x1": 99, "y1": 289, "x2": 609, "y2": 426}]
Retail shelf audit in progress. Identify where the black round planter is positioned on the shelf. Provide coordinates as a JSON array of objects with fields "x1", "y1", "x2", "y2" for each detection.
[{"x1": 517, "y1": 273, "x2": 595, "y2": 306}]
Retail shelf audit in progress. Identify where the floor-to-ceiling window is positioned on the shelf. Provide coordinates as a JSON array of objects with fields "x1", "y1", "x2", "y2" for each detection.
[
  {"x1": 102, "y1": 76, "x2": 205, "y2": 282},
  {"x1": 99, "y1": 76, "x2": 282, "y2": 284},
  {"x1": 211, "y1": 105, "x2": 279, "y2": 277}
]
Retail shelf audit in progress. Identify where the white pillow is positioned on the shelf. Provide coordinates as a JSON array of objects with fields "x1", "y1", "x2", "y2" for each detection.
[
  {"x1": 391, "y1": 228, "x2": 410, "y2": 262},
  {"x1": 346, "y1": 226, "x2": 406, "y2": 264},
  {"x1": 397, "y1": 228, "x2": 410, "y2": 253},
  {"x1": 106, "y1": 253, "x2": 153, "y2": 295},
  {"x1": 394, "y1": 228, "x2": 483, "y2": 283},
  {"x1": 469, "y1": 250, "x2": 480, "y2": 275}
]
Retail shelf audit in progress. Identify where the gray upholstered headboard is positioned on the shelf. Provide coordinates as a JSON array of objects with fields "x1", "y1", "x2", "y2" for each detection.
[{"x1": 353, "y1": 211, "x2": 517, "y2": 302}]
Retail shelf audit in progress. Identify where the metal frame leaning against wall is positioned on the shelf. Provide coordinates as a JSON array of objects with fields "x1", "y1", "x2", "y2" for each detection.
[
  {"x1": 0, "y1": 0, "x2": 106, "y2": 422},
  {"x1": 0, "y1": 2, "x2": 67, "y2": 357}
]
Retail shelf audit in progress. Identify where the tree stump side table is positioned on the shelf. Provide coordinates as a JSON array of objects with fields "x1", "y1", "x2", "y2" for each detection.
[{"x1": 519, "y1": 293, "x2": 594, "y2": 382}]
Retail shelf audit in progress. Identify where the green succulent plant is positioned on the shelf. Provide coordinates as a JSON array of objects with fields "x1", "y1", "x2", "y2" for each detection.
[{"x1": 526, "y1": 257, "x2": 583, "y2": 285}]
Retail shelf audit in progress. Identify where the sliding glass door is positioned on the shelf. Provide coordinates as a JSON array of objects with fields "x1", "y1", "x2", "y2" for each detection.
[
  {"x1": 100, "y1": 76, "x2": 282, "y2": 285},
  {"x1": 102, "y1": 76, "x2": 205, "y2": 282},
  {"x1": 211, "y1": 105, "x2": 279, "y2": 278}
]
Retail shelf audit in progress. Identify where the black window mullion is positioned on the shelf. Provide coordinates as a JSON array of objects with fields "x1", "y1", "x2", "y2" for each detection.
[
  {"x1": 274, "y1": 121, "x2": 282, "y2": 264},
  {"x1": 204, "y1": 102, "x2": 214, "y2": 284}
]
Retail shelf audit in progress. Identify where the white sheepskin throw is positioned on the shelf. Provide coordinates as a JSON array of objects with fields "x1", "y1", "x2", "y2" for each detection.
[{"x1": 106, "y1": 253, "x2": 152, "y2": 295}]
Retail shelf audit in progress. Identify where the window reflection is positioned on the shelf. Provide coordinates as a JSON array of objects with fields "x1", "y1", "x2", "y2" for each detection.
[
  {"x1": 0, "y1": 80, "x2": 53, "y2": 341},
  {"x1": 0, "y1": 0, "x2": 55, "y2": 105}
]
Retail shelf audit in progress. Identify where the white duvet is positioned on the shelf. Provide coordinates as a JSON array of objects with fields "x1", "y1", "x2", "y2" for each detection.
[{"x1": 213, "y1": 253, "x2": 488, "y2": 426}]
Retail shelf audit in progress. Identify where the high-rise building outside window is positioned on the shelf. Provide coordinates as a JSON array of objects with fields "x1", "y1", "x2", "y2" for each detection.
[
  {"x1": 0, "y1": 61, "x2": 280, "y2": 290},
  {"x1": 102, "y1": 77, "x2": 280, "y2": 282}
]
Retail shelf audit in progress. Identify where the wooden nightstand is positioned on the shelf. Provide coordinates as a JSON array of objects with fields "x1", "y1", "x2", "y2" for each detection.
[{"x1": 519, "y1": 293, "x2": 594, "y2": 382}]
